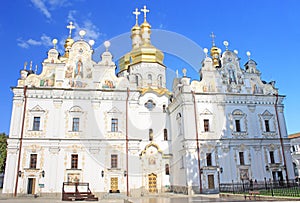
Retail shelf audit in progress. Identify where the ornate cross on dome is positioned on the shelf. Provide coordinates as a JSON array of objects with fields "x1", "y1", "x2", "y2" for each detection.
[
  {"x1": 133, "y1": 8, "x2": 140, "y2": 25},
  {"x1": 141, "y1": 5, "x2": 149, "y2": 22},
  {"x1": 210, "y1": 32, "x2": 216, "y2": 46},
  {"x1": 67, "y1": 22, "x2": 76, "y2": 38}
]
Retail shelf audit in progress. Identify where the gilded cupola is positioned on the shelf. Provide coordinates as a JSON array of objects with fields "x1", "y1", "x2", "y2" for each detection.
[
  {"x1": 209, "y1": 32, "x2": 221, "y2": 68},
  {"x1": 119, "y1": 6, "x2": 164, "y2": 73},
  {"x1": 63, "y1": 22, "x2": 75, "y2": 58}
]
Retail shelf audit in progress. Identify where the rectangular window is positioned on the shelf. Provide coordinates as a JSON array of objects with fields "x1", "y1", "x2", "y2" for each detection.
[
  {"x1": 72, "y1": 117, "x2": 80, "y2": 132},
  {"x1": 164, "y1": 129, "x2": 168, "y2": 140},
  {"x1": 71, "y1": 154, "x2": 78, "y2": 169},
  {"x1": 206, "y1": 153, "x2": 212, "y2": 166},
  {"x1": 265, "y1": 120, "x2": 270, "y2": 132},
  {"x1": 29, "y1": 154, "x2": 37, "y2": 169},
  {"x1": 235, "y1": 120, "x2": 241, "y2": 132},
  {"x1": 269, "y1": 151, "x2": 275, "y2": 164},
  {"x1": 33, "y1": 117, "x2": 40, "y2": 131},
  {"x1": 111, "y1": 154, "x2": 118, "y2": 168},
  {"x1": 181, "y1": 156, "x2": 185, "y2": 169},
  {"x1": 204, "y1": 119, "x2": 209, "y2": 132},
  {"x1": 149, "y1": 129, "x2": 153, "y2": 141},
  {"x1": 165, "y1": 164, "x2": 170, "y2": 175},
  {"x1": 239, "y1": 152, "x2": 245, "y2": 165},
  {"x1": 111, "y1": 118, "x2": 118, "y2": 132}
]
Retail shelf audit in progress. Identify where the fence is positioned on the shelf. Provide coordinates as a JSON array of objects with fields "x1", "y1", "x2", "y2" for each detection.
[{"x1": 220, "y1": 179, "x2": 300, "y2": 197}]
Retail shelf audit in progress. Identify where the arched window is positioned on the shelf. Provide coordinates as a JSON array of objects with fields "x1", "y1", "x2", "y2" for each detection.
[
  {"x1": 176, "y1": 113, "x2": 182, "y2": 136},
  {"x1": 164, "y1": 129, "x2": 168, "y2": 140},
  {"x1": 148, "y1": 74, "x2": 152, "y2": 86},
  {"x1": 149, "y1": 129, "x2": 153, "y2": 141},
  {"x1": 165, "y1": 164, "x2": 170, "y2": 175},
  {"x1": 163, "y1": 104, "x2": 166, "y2": 113},
  {"x1": 135, "y1": 75, "x2": 139, "y2": 87},
  {"x1": 158, "y1": 75, "x2": 163, "y2": 87}
]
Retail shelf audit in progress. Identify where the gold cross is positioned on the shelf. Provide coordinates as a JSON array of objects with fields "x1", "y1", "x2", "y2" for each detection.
[
  {"x1": 210, "y1": 32, "x2": 216, "y2": 46},
  {"x1": 141, "y1": 5, "x2": 149, "y2": 22},
  {"x1": 66, "y1": 22, "x2": 76, "y2": 38},
  {"x1": 133, "y1": 8, "x2": 140, "y2": 25}
]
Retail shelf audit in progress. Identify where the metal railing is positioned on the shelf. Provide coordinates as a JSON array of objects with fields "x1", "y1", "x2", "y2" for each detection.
[{"x1": 220, "y1": 179, "x2": 300, "y2": 197}]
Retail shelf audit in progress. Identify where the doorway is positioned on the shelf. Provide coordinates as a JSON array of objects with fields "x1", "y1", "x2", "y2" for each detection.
[
  {"x1": 148, "y1": 173, "x2": 157, "y2": 193},
  {"x1": 110, "y1": 177, "x2": 118, "y2": 193},
  {"x1": 27, "y1": 178, "x2": 36, "y2": 194},
  {"x1": 208, "y1": 175, "x2": 215, "y2": 189}
]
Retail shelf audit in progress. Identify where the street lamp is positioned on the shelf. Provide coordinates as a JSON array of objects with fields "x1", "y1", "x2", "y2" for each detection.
[
  {"x1": 41, "y1": 170, "x2": 45, "y2": 177},
  {"x1": 265, "y1": 165, "x2": 269, "y2": 171}
]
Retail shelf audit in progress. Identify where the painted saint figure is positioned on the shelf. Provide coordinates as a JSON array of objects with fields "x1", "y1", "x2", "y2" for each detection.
[{"x1": 75, "y1": 59, "x2": 83, "y2": 78}]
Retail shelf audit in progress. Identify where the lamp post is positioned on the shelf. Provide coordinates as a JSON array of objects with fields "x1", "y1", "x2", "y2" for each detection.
[{"x1": 218, "y1": 167, "x2": 223, "y2": 192}]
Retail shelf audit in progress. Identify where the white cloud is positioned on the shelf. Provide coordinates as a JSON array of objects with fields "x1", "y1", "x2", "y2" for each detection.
[
  {"x1": 66, "y1": 10, "x2": 103, "y2": 41},
  {"x1": 31, "y1": 0, "x2": 51, "y2": 19},
  {"x1": 17, "y1": 38, "x2": 29, "y2": 49},
  {"x1": 67, "y1": 10, "x2": 77, "y2": 22},
  {"x1": 48, "y1": 0, "x2": 70, "y2": 8},
  {"x1": 31, "y1": 0, "x2": 71, "y2": 19},
  {"x1": 17, "y1": 34, "x2": 53, "y2": 49}
]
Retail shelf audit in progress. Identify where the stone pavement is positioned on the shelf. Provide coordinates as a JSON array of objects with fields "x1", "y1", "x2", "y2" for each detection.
[{"x1": 1, "y1": 193, "x2": 300, "y2": 203}]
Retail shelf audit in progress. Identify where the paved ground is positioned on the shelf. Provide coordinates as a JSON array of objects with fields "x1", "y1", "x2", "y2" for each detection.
[{"x1": 0, "y1": 195, "x2": 300, "y2": 203}]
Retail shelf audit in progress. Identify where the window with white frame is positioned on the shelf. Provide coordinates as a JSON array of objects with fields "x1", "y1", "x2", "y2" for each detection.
[
  {"x1": 200, "y1": 108, "x2": 213, "y2": 133},
  {"x1": 264, "y1": 119, "x2": 270, "y2": 132},
  {"x1": 72, "y1": 117, "x2": 80, "y2": 132},
  {"x1": 71, "y1": 154, "x2": 78, "y2": 169},
  {"x1": 29, "y1": 154, "x2": 37, "y2": 169},
  {"x1": 111, "y1": 118, "x2": 118, "y2": 132},
  {"x1": 259, "y1": 110, "x2": 275, "y2": 133},
  {"x1": 231, "y1": 109, "x2": 247, "y2": 133},
  {"x1": 239, "y1": 151, "x2": 245, "y2": 165},
  {"x1": 111, "y1": 154, "x2": 118, "y2": 168},
  {"x1": 68, "y1": 106, "x2": 83, "y2": 132},
  {"x1": 206, "y1": 153, "x2": 212, "y2": 166},
  {"x1": 29, "y1": 105, "x2": 46, "y2": 132},
  {"x1": 32, "y1": 117, "x2": 41, "y2": 131},
  {"x1": 204, "y1": 119, "x2": 210, "y2": 132},
  {"x1": 235, "y1": 120, "x2": 241, "y2": 132},
  {"x1": 269, "y1": 151, "x2": 275, "y2": 164}
]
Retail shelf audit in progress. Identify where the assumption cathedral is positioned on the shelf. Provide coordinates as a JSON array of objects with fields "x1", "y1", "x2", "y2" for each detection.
[{"x1": 3, "y1": 6, "x2": 294, "y2": 198}]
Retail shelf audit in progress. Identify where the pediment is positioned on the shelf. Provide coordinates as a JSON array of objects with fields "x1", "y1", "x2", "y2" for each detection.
[
  {"x1": 29, "y1": 105, "x2": 45, "y2": 113},
  {"x1": 261, "y1": 110, "x2": 273, "y2": 120},
  {"x1": 69, "y1": 106, "x2": 83, "y2": 113},
  {"x1": 107, "y1": 107, "x2": 122, "y2": 114},
  {"x1": 200, "y1": 108, "x2": 213, "y2": 115},
  {"x1": 140, "y1": 142, "x2": 163, "y2": 156}
]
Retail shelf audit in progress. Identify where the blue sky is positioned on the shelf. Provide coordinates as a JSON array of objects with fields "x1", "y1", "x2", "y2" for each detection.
[{"x1": 0, "y1": 0, "x2": 299, "y2": 135}]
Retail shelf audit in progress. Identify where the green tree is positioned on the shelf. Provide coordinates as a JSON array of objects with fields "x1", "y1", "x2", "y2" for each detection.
[{"x1": 0, "y1": 133, "x2": 7, "y2": 173}]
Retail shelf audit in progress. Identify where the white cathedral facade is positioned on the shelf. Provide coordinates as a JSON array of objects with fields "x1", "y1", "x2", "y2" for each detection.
[{"x1": 3, "y1": 7, "x2": 294, "y2": 198}]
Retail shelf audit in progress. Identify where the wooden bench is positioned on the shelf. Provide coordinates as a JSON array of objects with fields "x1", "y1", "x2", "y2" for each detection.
[{"x1": 248, "y1": 190, "x2": 260, "y2": 200}]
